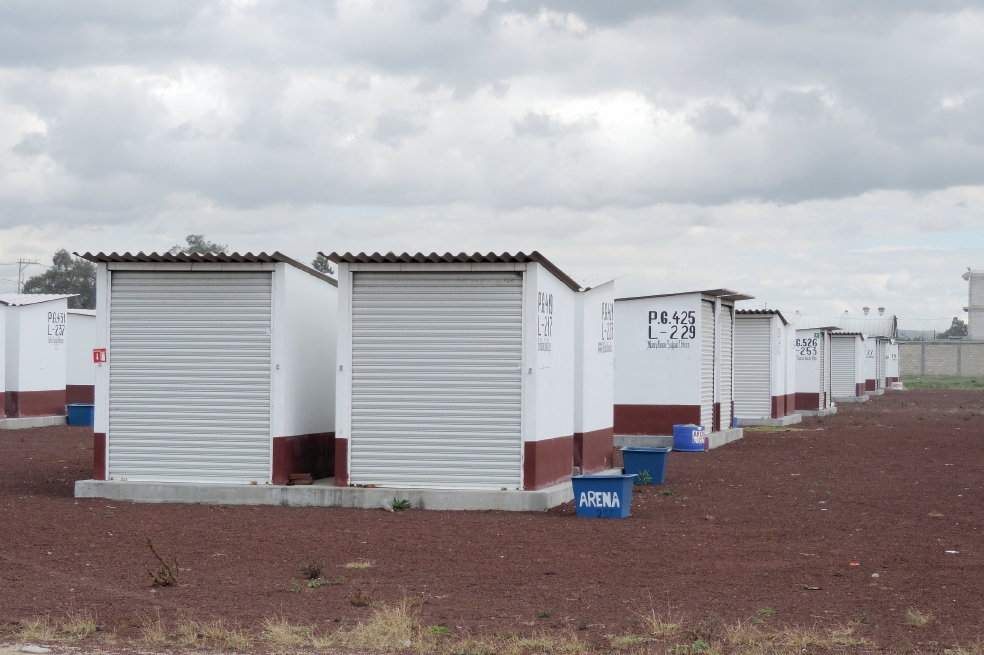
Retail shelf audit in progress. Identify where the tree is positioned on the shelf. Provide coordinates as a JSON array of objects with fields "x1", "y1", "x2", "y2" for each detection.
[
  {"x1": 22, "y1": 249, "x2": 96, "y2": 309},
  {"x1": 168, "y1": 234, "x2": 228, "y2": 255},
  {"x1": 938, "y1": 317, "x2": 968, "y2": 339},
  {"x1": 311, "y1": 254, "x2": 335, "y2": 277}
]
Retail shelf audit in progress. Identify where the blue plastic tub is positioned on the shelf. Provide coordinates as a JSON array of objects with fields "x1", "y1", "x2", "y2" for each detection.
[
  {"x1": 673, "y1": 423, "x2": 706, "y2": 451},
  {"x1": 571, "y1": 474, "x2": 635, "y2": 519},
  {"x1": 66, "y1": 403, "x2": 95, "y2": 426},
  {"x1": 621, "y1": 446, "x2": 670, "y2": 484}
]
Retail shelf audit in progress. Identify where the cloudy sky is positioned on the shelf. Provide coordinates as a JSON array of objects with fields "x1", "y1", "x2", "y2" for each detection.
[{"x1": 1, "y1": 1, "x2": 982, "y2": 330}]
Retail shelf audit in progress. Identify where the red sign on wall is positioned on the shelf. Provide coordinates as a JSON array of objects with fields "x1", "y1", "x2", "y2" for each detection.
[{"x1": 93, "y1": 348, "x2": 107, "y2": 363}]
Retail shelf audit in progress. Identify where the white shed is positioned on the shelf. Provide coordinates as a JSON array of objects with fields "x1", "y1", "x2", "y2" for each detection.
[
  {"x1": 2, "y1": 293, "x2": 73, "y2": 418},
  {"x1": 66, "y1": 309, "x2": 97, "y2": 404},
  {"x1": 573, "y1": 275, "x2": 616, "y2": 474},
  {"x1": 614, "y1": 289, "x2": 751, "y2": 439},
  {"x1": 329, "y1": 251, "x2": 586, "y2": 491},
  {"x1": 80, "y1": 251, "x2": 337, "y2": 486},
  {"x1": 830, "y1": 332, "x2": 867, "y2": 403},
  {"x1": 887, "y1": 340, "x2": 900, "y2": 386},
  {"x1": 790, "y1": 316, "x2": 838, "y2": 416},
  {"x1": 863, "y1": 337, "x2": 881, "y2": 395},
  {"x1": 733, "y1": 309, "x2": 801, "y2": 426}
]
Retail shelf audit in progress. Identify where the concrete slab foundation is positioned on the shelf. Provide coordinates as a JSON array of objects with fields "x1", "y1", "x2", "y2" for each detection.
[
  {"x1": 74, "y1": 474, "x2": 608, "y2": 512},
  {"x1": 737, "y1": 414, "x2": 803, "y2": 427},
  {"x1": 832, "y1": 395, "x2": 869, "y2": 404},
  {"x1": 0, "y1": 415, "x2": 67, "y2": 430},
  {"x1": 795, "y1": 406, "x2": 838, "y2": 418},
  {"x1": 614, "y1": 427, "x2": 743, "y2": 451},
  {"x1": 868, "y1": 389, "x2": 885, "y2": 396}
]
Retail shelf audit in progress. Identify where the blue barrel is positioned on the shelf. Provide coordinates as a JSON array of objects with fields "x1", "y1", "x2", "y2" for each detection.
[
  {"x1": 673, "y1": 424, "x2": 706, "y2": 451},
  {"x1": 571, "y1": 474, "x2": 635, "y2": 519},
  {"x1": 66, "y1": 403, "x2": 95, "y2": 426},
  {"x1": 621, "y1": 447, "x2": 670, "y2": 484}
]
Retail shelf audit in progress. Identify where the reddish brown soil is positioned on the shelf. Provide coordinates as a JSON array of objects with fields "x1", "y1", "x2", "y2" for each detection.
[{"x1": 1, "y1": 390, "x2": 982, "y2": 651}]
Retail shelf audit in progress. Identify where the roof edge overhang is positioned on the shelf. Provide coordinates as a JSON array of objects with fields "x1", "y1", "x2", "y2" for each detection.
[
  {"x1": 0, "y1": 293, "x2": 78, "y2": 306},
  {"x1": 617, "y1": 288, "x2": 754, "y2": 303},
  {"x1": 735, "y1": 309, "x2": 789, "y2": 325},
  {"x1": 323, "y1": 251, "x2": 582, "y2": 292},
  {"x1": 76, "y1": 251, "x2": 337, "y2": 287}
]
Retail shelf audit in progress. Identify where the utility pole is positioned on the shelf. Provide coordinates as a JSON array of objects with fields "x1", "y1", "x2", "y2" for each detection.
[{"x1": 16, "y1": 259, "x2": 39, "y2": 294}]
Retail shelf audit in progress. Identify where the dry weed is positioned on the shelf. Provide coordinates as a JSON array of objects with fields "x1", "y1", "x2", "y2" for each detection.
[
  {"x1": 945, "y1": 643, "x2": 984, "y2": 655},
  {"x1": 331, "y1": 599, "x2": 426, "y2": 651},
  {"x1": 638, "y1": 606, "x2": 684, "y2": 638},
  {"x1": 344, "y1": 560, "x2": 374, "y2": 569},
  {"x1": 453, "y1": 632, "x2": 589, "y2": 655},
  {"x1": 906, "y1": 608, "x2": 932, "y2": 627},
  {"x1": 146, "y1": 538, "x2": 179, "y2": 587}
]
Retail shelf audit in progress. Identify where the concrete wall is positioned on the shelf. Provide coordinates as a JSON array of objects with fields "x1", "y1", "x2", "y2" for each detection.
[
  {"x1": 66, "y1": 311, "x2": 97, "y2": 388},
  {"x1": 900, "y1": 341, "x2": 984, "y2": 377}
]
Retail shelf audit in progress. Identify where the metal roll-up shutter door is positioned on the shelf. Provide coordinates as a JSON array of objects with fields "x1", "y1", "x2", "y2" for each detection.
[
  {"x1": 734, "y1": 317, "x2": 771, "y2": 419},
  {"x1": 700, "y1": 300, "x2": 714, "y2": 429},
  {"x1": 108, "y1": 271, "x2": 273, "y2": 483},
  {"x1": 350, "y1": 272, "x2": 523, "y2": 489},
  {"x1": 719, "y1": 306, "x2": 733, "y2": 428},
  {"x1": 830, "y1": 337, "x2": 855, "y2": 397}
]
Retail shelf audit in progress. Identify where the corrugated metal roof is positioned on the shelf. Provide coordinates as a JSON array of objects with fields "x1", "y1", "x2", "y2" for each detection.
[
  {"x1": 617, "y1": 288, "x2": 754, "y2": 302},
  {"x1": 0, "y1": 292, "x2": 76, "y2": 306},
  {"x1": 574, "y1": 273, "x2": 622, "y2": 291},
  {"x1": 789, "y1": 313, "x2": 897, "y2": 337},
  {"x1": 736, "y1": 308, "x2": 789, "y2": 325},
  {"x1": 323, "y1": 251, "x2": 582, "y2": 292},
  {"x1": 68, "y1": 309, "x2": 96, "y2": 316},
  {"x1": 76, "y1": 251, "x2": 337, "y2": 287}
]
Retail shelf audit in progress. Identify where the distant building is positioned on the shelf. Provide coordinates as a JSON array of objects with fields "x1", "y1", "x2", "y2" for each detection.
[{"x1": 961, "y1": 270, "x2": 984, "y2": 340}]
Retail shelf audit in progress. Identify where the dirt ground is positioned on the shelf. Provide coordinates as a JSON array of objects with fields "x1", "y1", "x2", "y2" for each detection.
[{"x1": 0, "y1": 389, "x2": 982, "y2": 652}]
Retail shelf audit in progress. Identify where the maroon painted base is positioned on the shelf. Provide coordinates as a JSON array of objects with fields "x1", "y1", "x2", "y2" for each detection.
[
  {"x1": 574, "y1": 427, "x2": 613, "y2": 475},
  {"x1": 334, "y1": 438, "x2": 349, "y2": 486},
  {"x1": 272, "y1": 433, "x2": 335, "y2": 485},
  {"x1": 94, "y1": 432, "x2": 106, "y2": 481},
  {"x1": 66, "y1": 385, "x2": 95, "y2": 404},
  {"x1": 523, "y1": 435, "x2": 573, "y2": 490},
  {"x1": 795, "y1": 392, "x2": 821, "y2": 411},
  {"x1": 614, "y1": 404, "x2": 701, "y2": 436},
  {"x1": 856, "y1": 382, "x2": 865, "y2": 397},
  {"x1": 5, "y1": 390, "x2": 67, "y2": 418},
  {"x1": 865, "y1": 379, "x2": 876, "y2": 392}
]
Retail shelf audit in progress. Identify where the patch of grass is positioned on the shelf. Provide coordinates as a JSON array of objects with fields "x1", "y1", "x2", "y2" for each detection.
[
  {"x1": 638, "y1": 606, "x2": 684, "y2": 638},
  {"x1": 609, "y1": 634, "x2": 655, "y2": 647},
  {"x1": 756, "y1": 609, "x2": 777, "y2": 616},
  {"x1": 328, "y1": 599, "x2": 427, "y2": 651},
  {"x1": 537, "y1": 610, "x2": 552, "y2": 619},
  {"x1": 260, "y1": 617, "x2": 313, "y2": 649},
  {"x1": 136, "y1": 611, "x2": 168, "y2": 646},
  {"x1": 349, "y1": 587, "x2": 374, "y2": 607},
  {"x1": 177, "y1": 619, "x2": 252, "y2": 650},
  {"x1": 429, "y1": 626, "x2": 451, "y2": 635},
  {"x1": 59, "y1": 609, "x2": 98, "y2": 639},
  {"x1": 300, "y1": 561, "x2": 323, "y2": 580},
  {"x1": 660, "y1": 489, "x2": 676, "y2": 497},
  {"x1": 902, "y1": 375, "x2": 984, "y2": 390},
  {"x1": 345, "y1": 560, "x2": 374, "y2": 569},
  {"x1": 308, "y1": 575, "x2": 346, "y2": 588},
  {"x1": 16, "y1": 616, "x2": 58, "y2": 643},
  {"x1": 906, "y1": 608, "x2": 932, "y2": 627}
]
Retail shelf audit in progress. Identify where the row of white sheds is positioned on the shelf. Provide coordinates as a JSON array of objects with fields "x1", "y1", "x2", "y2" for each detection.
[
  {"x1": 1, "y1": 293, "x2": 96, "y2": 419},
  {"x1": 75, "y1": 249, "x2": 899, "y2": 493},
  {"x1": 732, "y1": 310, "x2": 899, "y2": 425}
]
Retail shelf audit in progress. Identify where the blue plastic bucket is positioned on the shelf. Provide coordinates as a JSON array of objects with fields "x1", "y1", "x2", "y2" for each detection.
[
  {"x1": 66, "y1": 403, "x2": 95, "y2": 426},
  {"x1": 621, "y1": 447, "x2": 670, "y2": 484},
  {"x1": 672, "y1": 424, "x2": 706, "y2": 452},
  {"x1": 571, "y1": 474, "x2": 635, "y2": 519}
]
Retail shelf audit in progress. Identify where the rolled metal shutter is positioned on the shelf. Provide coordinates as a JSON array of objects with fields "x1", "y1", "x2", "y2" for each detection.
[
  {"x1": 719, "y1": 305, "x2": 733, "y2": 428},
  {"x1": 734, "y1": 317, "x2": 771, "y2": 419},
  {"x1": 349, "y1": 272, "x2": 523, "y2": 489},
  {"x1": 830, "y1": 337, "x2": 854, "y2": 397},
  {"x1": 700, "y1": 300, "x2": 714, "y2": 429},
  {"x1": 108, "y1": 271, "x2": 273, "y2": 483}
]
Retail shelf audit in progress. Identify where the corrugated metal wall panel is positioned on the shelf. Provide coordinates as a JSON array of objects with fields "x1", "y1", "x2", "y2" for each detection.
[
  {"x1": 876, "y1": 339, "x2": 886, "y2": 388},
  {"x1": 719, "y1": 305, "x2": 733, "y2": 428},
  {"x1": 349, "y1": 272, "x2": 523, "y2": 489},
  {"x1": 734, "y1": 317, "x2": 771, "y2": 419},
  {"x1": 700, "y1": 300, "x2": 714, "y2": 428},
  {"x1": 831, "y1": 336, "x2": 855, "y2": 397},
  {"x1": 108, "y1": 271, "x2": 273, "y2": 483}
]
